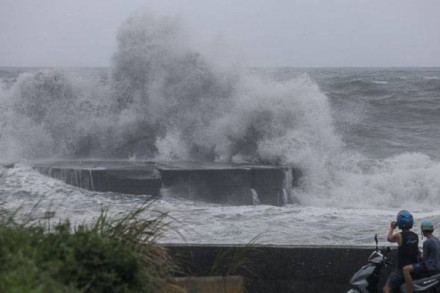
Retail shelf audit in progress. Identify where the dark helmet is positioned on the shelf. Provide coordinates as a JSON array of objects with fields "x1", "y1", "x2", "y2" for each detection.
[
  {"x1": 397, "y1": 210, "x2": 414, "y2": 229},
  {"x1": 421, "y1": 219, "x2": 434, "y2": 233}
]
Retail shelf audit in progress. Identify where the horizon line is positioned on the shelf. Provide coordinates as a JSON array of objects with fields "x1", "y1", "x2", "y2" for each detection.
[{"x1": 1, "y1": 65, "x2": 440, "y2": 69}]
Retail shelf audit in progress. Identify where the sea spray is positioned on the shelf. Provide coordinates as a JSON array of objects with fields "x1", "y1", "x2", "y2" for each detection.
[
  {"x1": 0, "y1": 12, "x2": 357, "y2": 208},
  {"x1": 2, "y1": 12, "x2": 440, "y2": 211},
  {"x1": 0, "y1": 12, "x2": 341, "y2": 169}
]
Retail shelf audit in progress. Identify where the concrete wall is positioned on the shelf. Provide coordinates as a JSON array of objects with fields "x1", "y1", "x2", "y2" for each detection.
[
  {"x1": 251, "y1": 167, "x2": 286, "y2": 206},
  {"x1": 33, "y1": 161, "x2": 162, "y2": 196},
  {"x1": 162, "y1": 276, "x2": 245, "y2": 293},
  {"x1": 158, "y1": 168, "x2": 254, "y2": 205},
  {"x1": 166, "y1": 244, "x2": 396, "y2": 293},
  {"x1": 29, "y1": 160, "x2": 302, "y2": 206}
]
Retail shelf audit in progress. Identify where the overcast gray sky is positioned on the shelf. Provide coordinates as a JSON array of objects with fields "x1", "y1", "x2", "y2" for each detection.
[{"x1": 1, "y1": 0, "x2": 439, "y2": 67}]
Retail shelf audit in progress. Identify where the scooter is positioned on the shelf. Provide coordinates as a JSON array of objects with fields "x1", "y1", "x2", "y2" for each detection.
[{"x1": 346, "y1": 234, "x2": 440, "y2": 293}]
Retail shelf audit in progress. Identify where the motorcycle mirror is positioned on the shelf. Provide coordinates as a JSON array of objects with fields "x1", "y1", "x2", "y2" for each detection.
[{"x1": 374, "y1": 234, "x2": 378, "y2": 251}]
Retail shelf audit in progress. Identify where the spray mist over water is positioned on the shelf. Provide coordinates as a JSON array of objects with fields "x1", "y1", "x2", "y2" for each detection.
[
  {"x1": 1, "y1": 12, "x2": 440, "y2": 209},
  {"x1": 0, "y1": 12, "x2": 340, "y2": 166}
]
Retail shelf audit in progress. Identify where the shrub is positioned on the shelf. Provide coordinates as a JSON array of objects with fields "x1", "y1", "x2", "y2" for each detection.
[{"x1": 0, "y1": 204, "x2": 174, "y2": 292}]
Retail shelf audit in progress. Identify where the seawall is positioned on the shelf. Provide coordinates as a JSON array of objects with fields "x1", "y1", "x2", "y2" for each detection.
[
  {"x1": 24, "y1": 160, "x2": 301, "y2": 206},
  {"x1": 165, "y1": 244, "x2": 396, "y2": 293}
]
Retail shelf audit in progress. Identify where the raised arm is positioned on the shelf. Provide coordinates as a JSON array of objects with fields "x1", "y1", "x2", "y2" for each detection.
[{"x1": 387, "y1": 221, "x2": 402, "y2": 245}]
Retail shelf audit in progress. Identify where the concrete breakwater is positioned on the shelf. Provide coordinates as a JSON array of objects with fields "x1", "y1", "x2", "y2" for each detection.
[
  {"x1": 7, "y1": 160, "x2": 301, "y2": 206},
  {"x1": 166, "y1": 244, "x2": 396, "y2": 293}
]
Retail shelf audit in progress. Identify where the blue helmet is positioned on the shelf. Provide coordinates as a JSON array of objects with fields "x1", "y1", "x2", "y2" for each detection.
[
  {"x1": 421, "y1": 219, "x2": 434, "y2": 232},
  {"x1": 397, "y1": 210, "x2": 414, "y2": 229}
]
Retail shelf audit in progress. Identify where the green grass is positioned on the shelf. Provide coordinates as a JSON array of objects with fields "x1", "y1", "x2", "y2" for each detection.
[{"x1": 0, "y1": 204, "x2": 175, "y2": 293}]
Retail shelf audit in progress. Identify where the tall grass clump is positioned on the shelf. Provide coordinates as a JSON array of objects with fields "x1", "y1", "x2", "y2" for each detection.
[{"x1": 0, "y1": 203, "x2": 175, "y2": 292}]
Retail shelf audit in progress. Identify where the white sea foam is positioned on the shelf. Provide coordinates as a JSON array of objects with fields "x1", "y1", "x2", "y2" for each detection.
[
  {"x1": 295, "y1": 152, "x2": 440, "y2": 209},
  {"x1": 372, "y1": 80, "x2": 388, "y2": 85},
  {"x1": 0, "y1": 164, "x2": 149, "y2": 226},
  {"x1": 2, "y1": 165, "x2": 440, "y2": 246}
]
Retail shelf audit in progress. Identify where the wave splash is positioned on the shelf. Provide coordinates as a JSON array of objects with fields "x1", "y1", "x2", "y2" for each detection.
[
  {"x1": 1, "y1": 12, "x2": 440, "y2": 209},
  {"x1": 0, "y1": 12, "x2": 340, "y2": 166}
]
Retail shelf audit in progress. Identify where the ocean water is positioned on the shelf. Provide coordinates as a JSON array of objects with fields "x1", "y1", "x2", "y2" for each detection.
[{"x1": 1, "y1": 14, "x2": 440, "y2": 246}]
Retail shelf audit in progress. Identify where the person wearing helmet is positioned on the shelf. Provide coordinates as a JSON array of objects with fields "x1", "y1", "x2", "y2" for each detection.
[
  {"x1": 402, "y1": 219, "x2": 440, "y2": 293},
  {"x1": 383, "y1": 210, "x2": 419, "y2": 293}
]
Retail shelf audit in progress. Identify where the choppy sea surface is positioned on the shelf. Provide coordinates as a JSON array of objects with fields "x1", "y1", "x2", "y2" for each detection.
[{"x1": 1, "y1": 67, "x2": 440, "y2": 246}]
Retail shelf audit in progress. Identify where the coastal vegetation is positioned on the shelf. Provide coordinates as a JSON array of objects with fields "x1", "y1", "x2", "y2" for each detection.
[{"x1": 0, "y1": 204, "x2": 175, "y2": 292}]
